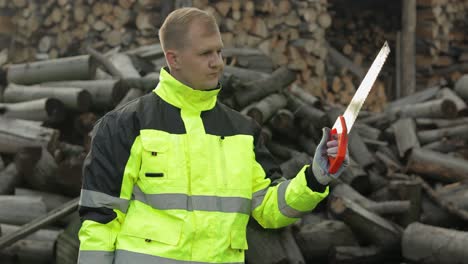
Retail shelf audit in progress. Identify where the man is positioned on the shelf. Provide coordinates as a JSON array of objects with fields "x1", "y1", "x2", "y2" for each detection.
[{"x1": 77, "y1": 7, "x2": 348, "y2": 264}]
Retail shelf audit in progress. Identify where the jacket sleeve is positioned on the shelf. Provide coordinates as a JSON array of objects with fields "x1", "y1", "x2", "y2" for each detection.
[
  {"x1": 77, "y1": 112, "x2": 141, "y2": 264},
  {"x1": 250, "y1": 121, "x2": 329, "y2": 229}
]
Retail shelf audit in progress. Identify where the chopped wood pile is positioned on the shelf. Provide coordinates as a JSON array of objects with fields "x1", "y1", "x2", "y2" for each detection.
[
  {"x1": 3, "y1": 0, "x2": 333, "y2": 106},
  {"x1": 416, "y1": 0, "x2": 468, "y2": 86},
  {"x1": 0, "y1": 44, "x2": 468, "y2": 263},
  {"x1": 326, "y1": 0, "x2": 398, "y2": 112}
]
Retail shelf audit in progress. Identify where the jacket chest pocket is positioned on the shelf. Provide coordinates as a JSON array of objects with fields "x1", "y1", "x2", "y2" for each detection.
[
  {"x1": 218, "y1": 135, "x2": 253, "y2": 191},
  {"x1": 140, "y1": 130, "x2": 171, "y2": 181}
]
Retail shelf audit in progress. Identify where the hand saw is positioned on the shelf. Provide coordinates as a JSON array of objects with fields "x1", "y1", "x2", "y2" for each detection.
[{"x1": 328, "y1": 41, "x2": 391, "y2": 173}]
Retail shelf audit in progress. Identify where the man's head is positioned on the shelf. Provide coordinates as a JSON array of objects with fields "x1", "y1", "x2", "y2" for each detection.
[{"x1": 159, "y1": 8, "x2": 224, "y2": 90}]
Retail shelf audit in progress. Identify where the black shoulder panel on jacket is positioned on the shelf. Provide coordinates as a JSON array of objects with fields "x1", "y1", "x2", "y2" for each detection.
[
  {"x1": 201, "y1": 102, "x2": 254, "y2": 136},
  {"x1": 137, "y1": 93, "x2": 186, "y2": 133},
  {"x1": 81, "y1": 108, "x2": 140, "y2": 198}
]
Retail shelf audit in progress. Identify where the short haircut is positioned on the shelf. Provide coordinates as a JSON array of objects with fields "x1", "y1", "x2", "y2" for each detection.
[{"x1": 159, "y1": 7, "x2": 219, "y2": 51}]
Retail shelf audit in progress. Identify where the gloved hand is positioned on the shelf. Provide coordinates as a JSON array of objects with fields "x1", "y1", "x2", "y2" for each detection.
[{"x1": 312, "y1": 127, "x2": 349, "y2": 185}]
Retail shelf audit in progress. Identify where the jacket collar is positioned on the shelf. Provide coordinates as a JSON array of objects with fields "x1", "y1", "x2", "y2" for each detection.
[{"x1": 154, "y1": 67, "x2": 220, "y2": 112}]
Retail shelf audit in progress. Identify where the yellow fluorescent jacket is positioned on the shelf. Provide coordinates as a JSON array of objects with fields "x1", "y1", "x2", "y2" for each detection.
[{"x1": 77, "y1": 68, "x2": 329, "y2": 264}]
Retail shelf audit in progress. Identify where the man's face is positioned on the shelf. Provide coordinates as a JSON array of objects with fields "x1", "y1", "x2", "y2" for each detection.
[{"x1": 171, "y1": 21, "x2": 224, "y2": 90}]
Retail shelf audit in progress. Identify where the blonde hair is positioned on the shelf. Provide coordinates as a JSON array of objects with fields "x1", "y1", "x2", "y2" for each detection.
[{"x1": 159, "y1": 7, "x2": 219, "y2": 51}]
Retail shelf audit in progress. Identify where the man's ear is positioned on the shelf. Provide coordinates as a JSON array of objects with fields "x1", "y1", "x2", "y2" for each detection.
[{"x1": 165, "y1": 50, "x2": 180, "y2": 70}]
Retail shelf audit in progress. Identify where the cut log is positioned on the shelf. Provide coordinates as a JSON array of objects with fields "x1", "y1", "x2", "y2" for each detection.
[
  {"x1": 385, "y1": 85, "x2": 439, "y2": 111},
  {"x1": 339, "y1": 159, "x2": 369, "y2": 194},
  {"x1": 245, "y1": 219, "x2": 288, "y2": 264},
  {"x1": 3, "y1": 84, "x2": 92, "y2": 112},
  {"x1": 223, "y1": 65, "x2": 270, "y2": 83},
  {"x1": 392, "y1": 118, "x2": 420, "y2": 158},
  {"x1": 1, "y1": 239, "x2": 54, "y2": 264},
  {"x1": 287, "y1": 83, "x2": 321, "y2": 108},
  {"x1": 114, "y1": 88, "x2": 144, "y2": 109},
  {"x1": 15, "y1": 188, "x2": 72, "y2": 212},
  {"x1": 388, "y1": 180, "x2": 422, "y2": 226},
  {"x1": 415, "y1": 117, "x2": 468, "y2": 128},
  {"x1": 348, "y1": 130, "x2": 375, "y2": 169},
  {"x1": 0, "y1": 196, "x2": 47, "y2": 225},
  {"x1": 328, "y1": 196, "x2": 402, "y2": 252},
  {"x1": 246, "y1": 93, "x2": 287, "y2": 124},
  {"x1": 0, "y1": 198, "x2": 78, "y2": 250},
  {"x1": 402, "y1": 222, "x2": 468, "y2": 264},
  {"x1": 234, "y1": 66, "x2": 295, "y2": 107},
  {"x1": 0, "y1": 164, "x2": 17, "y2": 195},
  {"x1": 286, "y1": 93, "x2": 328, "y2": 128},
  {"x1": 266, "y1": 141, "x2": 299, "y2": 161},
  {"x1": 42, "y1": 80, "x2": 129, "y2": 110},
  {"x1": 0, "y1": 117, "x2": 60, "y2": 154},
  {"x1": 391, "y1": 98, "x2": 457, "y2": 119},
  {"x1": 6, "y1": 55, "x2": 97, "y2": 85},
  {"x1": 437, "y1": 87, "x2": 467, "y2": 114},
  {"x1": 55, "y1": 215, "x2": 80, "y2": 264},
  {"x1": 0, "y1": 224, "x2": 59, "y2": 241},
  {"x1": 0, "y1": 98, "x2": 66, "y2": 123},
  {"x1": 454, "y1": 74, "x2": 468, "y2": 100},
  {"x1": 329, "y1": 246, "x2": 390, "y2": 264},
  {"x1": 417, "y1": 124, "x2": 468, "y2": 145},
  {"x1": 109, "y1": 53, "x2": 141, "y2": 78},
  {"x1": 280, "y1": 227, "x2": 305, "y2": 264},
  {"x1": 295, "y1": 220, "x2": 359, "y2": 263},
  {"x1": 280, "y1": 152, "x2": 311, "y2": 180},
  {"x1": 268, "y1": 109, "x2": 298, "y2": 140},
  {"x1": 86, "y1": 46, "x2": 123, "y2": 78},
  {"x1": 435, "y1": 182, "x2": 468, "y2": 211},
  {"x1": 407, "y1": 148, "x2": 468, "y2": 183}
]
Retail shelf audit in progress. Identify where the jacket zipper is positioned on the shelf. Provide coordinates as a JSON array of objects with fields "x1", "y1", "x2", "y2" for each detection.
[{"x1": 219, "y1": 136, "x2": 227, "y2": 188}]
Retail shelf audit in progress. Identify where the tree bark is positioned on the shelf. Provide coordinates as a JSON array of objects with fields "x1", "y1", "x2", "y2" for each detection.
[
  {"x1": 402, "y1": 222, "x2": 468, "y2": 264},
  {"x1": 392, "y1": 98, "x2": 457, "y2": 119},
  {"x1": 295, "y1": 220, "x2": 359, "y2": 263},
  {"x1": 328, "y1": 196, "x2": 402, "y2": 252},
  {"x1": 0, "y1": 196, "x2": 47, "y2": 225},
  {"x1": 246, "y1": 93, "x2": 287, "y2": 124},
  {"x1": 6, "y1": 55, "x2": 96, "y2": 85},
  {"x1": 407, "y1": 148, "x2": 468, "y2": 183},
  {"x1": 417, "y1": 124, "x2": 468, "y2": 145},
  {"x1": 0, "y1": 117, "x2": 60, "y2": 154},
  {"x1": 43, "y1": 80, "x2": 128, "y2": 110},
  {"x1": 234, "y1": 66, "x2": 295, "y2": 107},
  {"x1": 392, "y1": 118, "x2": 420, "y2": 158},
  {"x1": 245, "y1": 219, "x2": 288, "y2": 264},
  {"x1": 0, "y1": 164, "x2": 17, "y2": 195},
  {"x1": 0, "y1": 98, "x2": 66, "y2": 123},
  {"x1": 454, "y1": 74, "x2": 468, "y2": 100},
  {"x1": 3, "y1": 84, "x2": 92, "y2": 112}
]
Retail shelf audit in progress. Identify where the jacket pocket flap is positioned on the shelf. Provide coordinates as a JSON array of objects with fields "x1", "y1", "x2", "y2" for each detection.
[
  {"x1": 122, "y1": 212, "x2": 183, "y2": 246},
  {"x1": 140, "y1": 129, "x2": 170, "y2": 152},
  {"x1": 230, "y1": 228, "x2": 248, "y2": 250}
]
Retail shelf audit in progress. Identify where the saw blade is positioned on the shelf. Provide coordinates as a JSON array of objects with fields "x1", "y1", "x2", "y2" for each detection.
[{"x1": 333, "y1": 41, "x2": 390, "y2": 134}]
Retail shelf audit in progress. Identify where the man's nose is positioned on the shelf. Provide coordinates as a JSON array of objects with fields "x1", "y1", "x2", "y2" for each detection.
[{"x1": 210, "y1": 52, "x2": 223, "y2": 68}]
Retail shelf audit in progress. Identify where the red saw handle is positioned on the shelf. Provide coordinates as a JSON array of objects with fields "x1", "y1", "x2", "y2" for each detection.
[{"x1": 328, "y1": 115, "x2": 348, "y2": 174}]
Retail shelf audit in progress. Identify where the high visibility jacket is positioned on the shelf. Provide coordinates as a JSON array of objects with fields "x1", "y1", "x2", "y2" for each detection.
[{"x1": 78, "y1": 67, "x2": 329, "y2": 264}]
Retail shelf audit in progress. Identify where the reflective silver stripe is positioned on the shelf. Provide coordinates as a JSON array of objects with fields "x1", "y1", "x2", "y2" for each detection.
[
  {"x1": 277, "y1": 181, "x2": 307, "y2": 218},
  {"x1": 78, "y1": 250, "x2": 114, "y2": 264},
  {"x1": 114, "y1": 249, "x2": 244, "y2": 264},
  {"x1": 79, "y1": 189, "x2": 129, "y2": 213},
  {"x1": 133, "y1": 186, "x2": 251, "y2": 214},
  {"x1": 251, "y1": 188, "x2": 268, "y2": 211}
]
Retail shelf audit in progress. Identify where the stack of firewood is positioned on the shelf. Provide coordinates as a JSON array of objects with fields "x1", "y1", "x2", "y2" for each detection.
[
  {"x1": 5, "y1": 0, "x2": 179, "y2": 63},
  {"x1": 194, "y1": 0, "x2": 331, "y2": 99},
  {"x1": 415, "y1": 0, "x2": 468, "y2": 86},
  {"x1": 1, "y1": 45, "x2": 468, "y2": 263},
  {"x1": 325, "y1": 0, "x2": 398, "y2": 112},
  {"x1": 6, "y1": 0, "x2": 332, "y2": 105}
]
